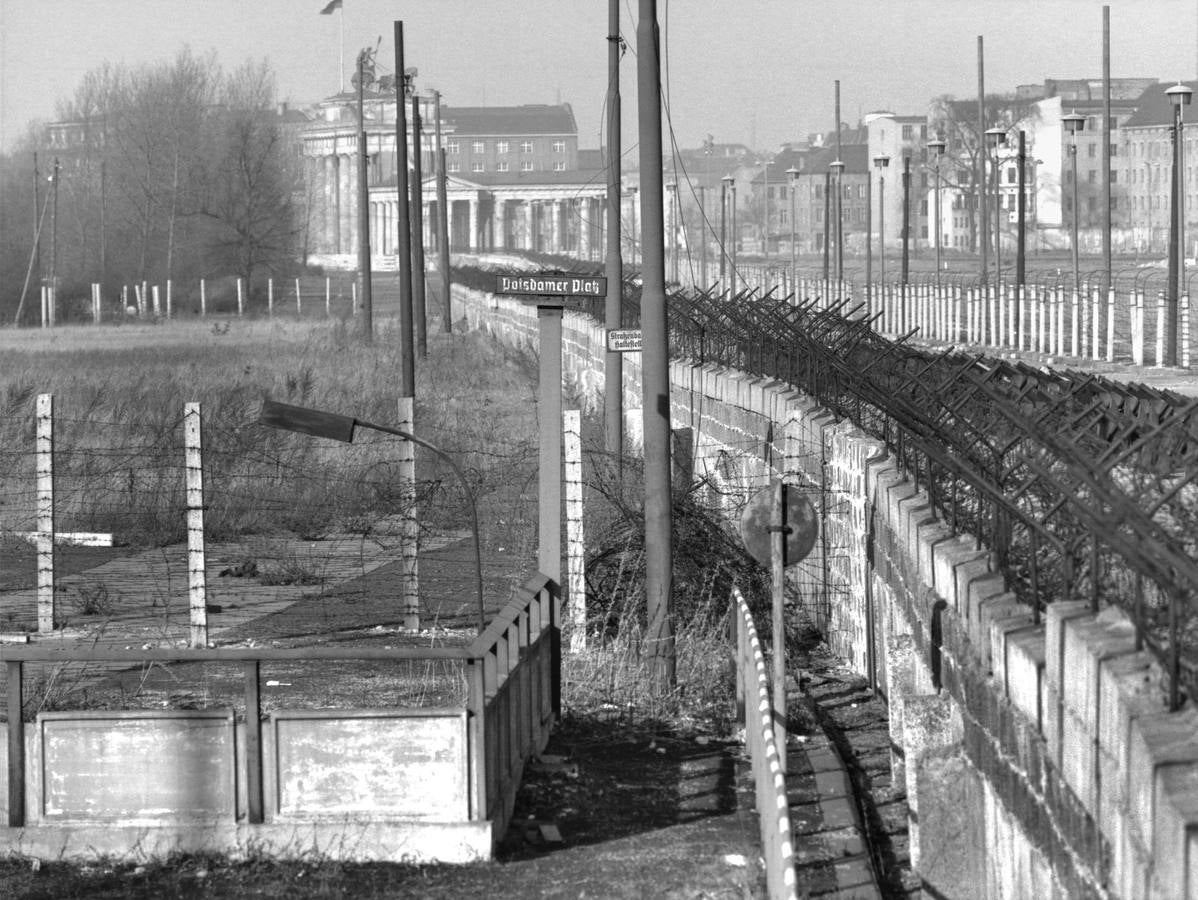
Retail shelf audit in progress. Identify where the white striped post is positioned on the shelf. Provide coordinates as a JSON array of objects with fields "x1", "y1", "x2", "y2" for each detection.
[
  {"x1": 325, "y1": 277, "x2": 331, "y2": 317},
  {"x1": 200, "y1": 278, "x2": 207, "y2": 317},
  {"x1": 152, "y1": 284, "x2": 161, "y2": 317},
  {"x1": 295, "y1": 278, "x2": 302, "y2": 317},
  {"x1": 36, "y1": 394, "x2": 55, "y2": 633},
  {"x1": 185, "y1": 402, "x2": 208, "y2": 648},
  {"x1": 398, "y1": 397, "x2": 420, "y2": 630},
  {"x1": 564, "y1": 409, "x2": 585, "y2": 652},
  {"x1": 237, "y1": 278, "x2": 244, "y2": 317}
]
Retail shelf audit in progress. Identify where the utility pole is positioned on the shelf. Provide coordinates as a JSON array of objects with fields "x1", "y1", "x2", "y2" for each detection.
[
  {"x1": 1102, "y1": 5, "x2": 1112, "y2": 293},
  {"x1": 978, "y1": 36, "x2": 989, "y2": 296},
  {"x1": 394, "y1": 21, "x2": 415, "y2": 395},
  {"x1": 355, "y1": 50, "x2": 374, "y2": 342},
  {"x1": 1017, "y1": 130, "x2": 1027, "y2": 325},
  {"x1": 434, "y1": 91, "x2": 451, "y2": 331},
  {"x1": 50, "y1": 158, "x2": 60, "y2": 303},
  {"x1": 901, "y1": 154, "x2": 911, "y2": 285},
  {"x1": 834, "y1": 80, "x2": 843, "y2": 283},
  {"x1": 604, "y1": 0, "x2": 624, "y2": 469},
  {"x1": 698, "y1": 185, "x2": 708, "y2": 285},
  {"x1": 411, "y1": 93, "x2": 427, "y2": 357},
  {"x1": 636, "y1": 0, "x2": 676, "y2": 691},
  {"x1": 33, "y1": 153, "x2": 41, "y2": 290}
]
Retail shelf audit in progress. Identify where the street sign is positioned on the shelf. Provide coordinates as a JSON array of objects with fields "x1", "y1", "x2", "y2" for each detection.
[
  {"x1": 739, "y1": 482, "x2": 818, "y2": 569},
  {"x1": 495, "y1": 273, "x2": 607, "y2": 297},
  {"x1": 607, "y1": 329, "x2": 643, "y2": 353}
]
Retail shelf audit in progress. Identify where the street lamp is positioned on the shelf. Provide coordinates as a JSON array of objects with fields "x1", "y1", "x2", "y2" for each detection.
[
  {"x1": 258, "y1": 399, "x2": 486, "y2": 632},
  {"x1": 1166, "y1": 81, "x2": 1193, "y2": 366},
  {"x1": 985, "y1": 126, "x2": 1007, "y2": 293},
  {"x1": 928, "y1": 138, "x2": 946, "y2": 290},
  {"x1": 830, "y1": 159, "x2": 845, "y2": 285},
  {"x1": 787, "y1": 166, "x2": 799, "y2": 295},
  {"x1": 874, "y1": 155, "x2": 890, "y2": 295},
  {"x1": 1063, "y1": 112, "x2": 1086, "y2": 306}
]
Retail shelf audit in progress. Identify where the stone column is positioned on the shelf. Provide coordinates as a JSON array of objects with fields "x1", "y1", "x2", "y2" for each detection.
[
  {"x1": 578, "y1": 199, "x2": 590, "y2": 259},
  {"x1": 551, "y1": 200, "x2": 563, "y2": 253},
  {"x1": 468, "y1": 197, "x2": 480, "y2": 252},
  {"x1": 495, "y1": 199, "x2": 507, "y2": 250}
]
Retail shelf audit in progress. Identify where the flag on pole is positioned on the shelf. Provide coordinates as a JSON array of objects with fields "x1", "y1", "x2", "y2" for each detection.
[{"x1": 319, "y1": 0, "x2": 342, "y2": 14}]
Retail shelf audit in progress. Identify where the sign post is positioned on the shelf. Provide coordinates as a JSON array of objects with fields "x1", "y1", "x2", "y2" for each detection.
[{"x1": 741, "y1": 481, "x2": 818, "y2": 773}]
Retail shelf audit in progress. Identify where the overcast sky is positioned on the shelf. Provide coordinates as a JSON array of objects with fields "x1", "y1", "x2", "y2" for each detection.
[{"x1": 2, "y1": 0, "x2": 1196, "y2": 154}]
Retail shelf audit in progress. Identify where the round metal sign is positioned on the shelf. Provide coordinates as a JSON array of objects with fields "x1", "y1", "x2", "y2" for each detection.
[{"x1": 739, "y1": 482, "x2": 818, "y2": 568}]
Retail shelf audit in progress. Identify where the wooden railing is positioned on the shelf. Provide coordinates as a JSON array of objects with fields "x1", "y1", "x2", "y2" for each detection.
[
  {"x1": 3, "y1": 571, "x2": 559, "y2": 838},
  {"x1": 731, "y1": 587, "x2": 797, "y2": 900}
]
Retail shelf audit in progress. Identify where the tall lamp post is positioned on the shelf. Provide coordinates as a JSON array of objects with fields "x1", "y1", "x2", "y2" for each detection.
[
  {"x1": 874, "y1": 155, "x2": 890, "y2": 294},
  {"x1": 985, "y1": 126, "x2": 1007, "y2": 294},
  {"x1": 787, "y1": 166, "x2": 799, "y2": 295},
  {"x1": 1166, "y1": 81, "x2": 1192, "y2": 366},
  {"x1": 1063, "y1": 113, "x2": 1086, "y2": 303},
  {"x1": 258, "y1": 400, "x2": 485, "y2": 632},
  {"x1": 830, "y1": 159, "x2": 845, "y2": 286},
  {"x1": 928, "y1": 138, "x2": 946, "y2": 290}
]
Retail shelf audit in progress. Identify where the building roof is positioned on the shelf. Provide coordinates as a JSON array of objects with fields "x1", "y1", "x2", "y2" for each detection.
[
  {"x1": 440, "y1": 104, "x2": 577, "y2": 136},
  {"x1": 1123, "y1": 81, "x2": 1198, "y2": 128}
]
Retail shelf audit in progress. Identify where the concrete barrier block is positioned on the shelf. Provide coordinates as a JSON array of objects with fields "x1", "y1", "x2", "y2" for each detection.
[
  {"x1": 964, "y1": 578, "x2": 1009, "y2": 651},
  {"x1": 991, "y1": 612, "x2": 1038, "y2": 698},
  {"x1": 1005, "y1": 626, "x2": 1047, "y2": 733},
  {"x1": 976, "y1": 595, "x2": 1028, "y2": 675},
  {"x1": 932, "y1": 536, "x2": 982, "y2": 613},
  {"x1": 1152, "y1": 761, "x2": 1198, "y2": 898},
  {"x1": 1044, "y1": 601, "x2": 1095, "y2": 699},
  {"x1": 917, "y1": 519, "x2": 956, "y2": 594},
  {"x1": 1127, "y1": 707, "x2": 1198, "y2": 883},
  {"x1": 1059, "y1": 702, "x2": 1098, "y2": 817}
]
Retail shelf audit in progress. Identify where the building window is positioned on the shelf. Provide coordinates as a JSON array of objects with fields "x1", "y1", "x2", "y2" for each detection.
[
  {"x1": 1111, "y1": 170, "x2": 1118, "y2": 183},
  {"x1": 447, "y1": 140, "x2": 459, "y2": 154},
  {"x1": 497, "y1": 140, "x2": 509, "y2": 154},
  {"x1": 552, "y1": 161, "x2": 566, "y2": 171},
  {"x1": 1088, "y1": 143, "x2": 1097, "y2": 159},
  {"x1": 497, "y1": 161, "x2": 510, "y2": 172},
  {"x1": 1088, "y1": 170, "x2": 1097, "y2": 183},
  {"x1": 902, "y1": 124, "x2": 914, "y2": 140},
  {"x1": 779, "y1": 208, "x2": 788, "y2": 225},
  {"x1": 520, "y1": 160, "x2": 534, "y2": 172},
  {"x1": 552, "y1": 139, "x2": 566, "y2": 153},
  {"x1": 520, "y1": 140, "x2": 534, "y2": 153},
  {"x1": 472, "y1": 140, "x2": 485, "y2": 154},
  {"x1": 471, "y1": 161, "x2": 485, "y2": 173},
  {"x1": 448, "y1": 161, "x2": 460, "y2": 173},
  {"x1": 1110, "y1": 143, "x2": 1118, "y2": 157}
]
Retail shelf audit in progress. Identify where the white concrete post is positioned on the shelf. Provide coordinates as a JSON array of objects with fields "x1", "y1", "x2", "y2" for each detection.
[
  {"x1": 185, "y1": 402, "x2": 208, "y2": 648},
  {"x1": 295, "y1": 278, "x2": 302, "y2": 317},
  {"x1": 268, "y1": 278, "x2": 274, "y2": 318},
  {"x1": 1155, "y1": 291, "x2": 1165, "y2": 366},
  {"x1": 1106, "y1": 289, "x2": 1116, "y2": 362},
  {"x1": 564, "y1": 409, "x2": 585, "y2": 652},
  {"x1": 200, "y1": 278, "x2": 207, "y2": 317},
  {"x1": 325, "y1": 277, "x2": 331, "y2": 317},
  {"x1": 141, "y1": 280, "x2": 148, "y2": 316},
  {"x1": 152, "y1": 285, "x2": 161, "y2": 317},
  {"x1": 236, "y1": 278, "x2": 244, "y2": 317},
  {"x1": 1183, "y1": 294, "x2": 1191, "y2": 368},
  {"x1": 398, "y1": 397, "x2": 420, "y2": 630},
  {"x1": 166, "y1": 279, "x2": 172, "y2": 319},
  {"x1": 36, "y1": 393, "x2": 55, "y2": 633}
]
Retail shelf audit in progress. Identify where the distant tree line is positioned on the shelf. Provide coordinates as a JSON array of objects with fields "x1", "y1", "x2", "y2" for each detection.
[{"x1": 0, "y1": 48, "x2": 313, "y2": 323}]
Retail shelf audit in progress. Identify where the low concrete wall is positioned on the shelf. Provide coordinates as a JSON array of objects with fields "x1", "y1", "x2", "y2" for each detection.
[
  {"x1": 1, "y1": 708, "x2": 487, "y2": 863},
  {"x1": 455, "y1": 283, "x2": 1198, "y2": 899}
]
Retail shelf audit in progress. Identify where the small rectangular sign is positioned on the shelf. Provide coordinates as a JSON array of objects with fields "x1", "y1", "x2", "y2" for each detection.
[
  {"x1": 495, "y1": 273, "x2": 607, "y2": 297},
  {"x1": 607, "y1": 329, "x2": 643, "y2": 352}
]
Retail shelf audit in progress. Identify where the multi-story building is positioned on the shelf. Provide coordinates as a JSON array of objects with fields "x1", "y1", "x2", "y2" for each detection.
[
  {"x1": 301, "y1": 90, "x2": 608, "y2": 263},
  {"x1": 1118, "y1": 80, "x2": 1197, "y2": 254}
]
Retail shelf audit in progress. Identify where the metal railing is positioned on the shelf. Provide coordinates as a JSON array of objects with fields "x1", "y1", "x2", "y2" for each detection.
[
  {"x1": 4, "y1": 571, "x2": 559, "y2": 833},
  {"x1": 731, "y1": 586, "x2": 797, "y2": 900}
]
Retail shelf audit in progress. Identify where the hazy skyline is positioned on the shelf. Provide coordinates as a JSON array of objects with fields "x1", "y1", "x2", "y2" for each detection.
[{"x1": 2, "y1": 0, "x2": 1197, "y2": 155}]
